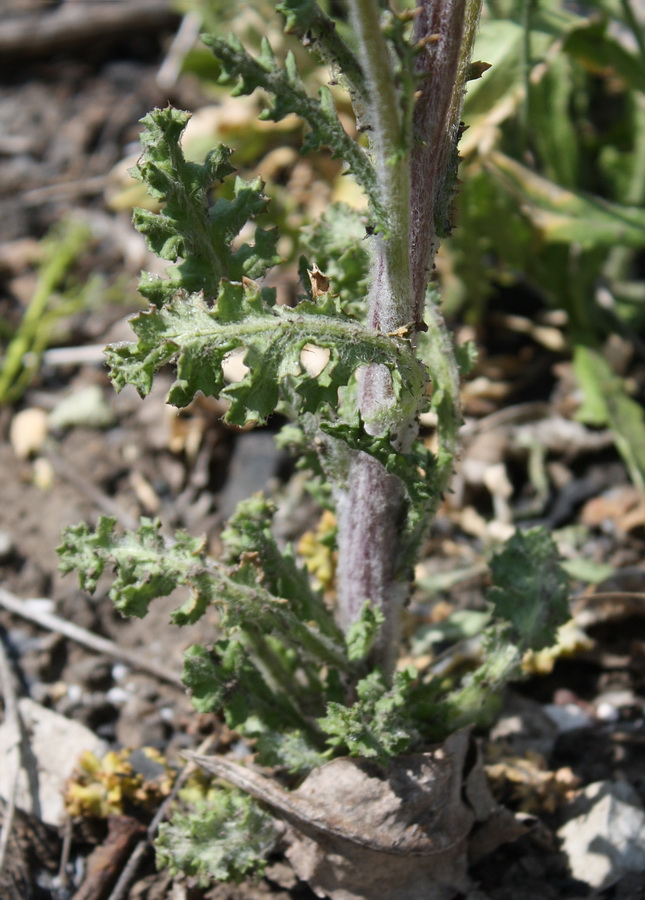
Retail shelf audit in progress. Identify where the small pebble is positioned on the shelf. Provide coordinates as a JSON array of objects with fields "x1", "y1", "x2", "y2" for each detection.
[
  {"x1": 66, "y1": 684, "x2": 83, "y2": 704},
  {"x1": 543, "y1": 702, "x2": 594, "y2": 733},
  {"x1": 0, "y1": 531, "x2": 15, "y2": 561},
  {"x1": 32, "y1": 456, "x2": 54, "y2": 490},
  {"x1": 112, "y1": 663, "x2": 129, "y2": 682},
  {"x1": 10, "y1": 407, "x2": 48, "y2": 459},
  {"x1": 596, "y1": 702, "x2": 620, "y2": 723},
  {"x1": 106, "y1": 686, "x2": 131, "y2": 705}
]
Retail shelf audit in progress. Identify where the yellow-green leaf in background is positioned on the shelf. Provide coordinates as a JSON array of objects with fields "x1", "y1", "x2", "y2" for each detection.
[
  {"x1": 574, "y1": 345, "x2": 645, "y2": 491},
  {"x1": 486, "y1": 152, "x2": 645, "y2": 248}
]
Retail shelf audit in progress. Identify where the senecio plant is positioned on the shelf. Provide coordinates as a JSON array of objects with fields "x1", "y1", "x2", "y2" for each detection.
[{"x1": 59, "y1": 0, "x2": 569, "y2": 893}]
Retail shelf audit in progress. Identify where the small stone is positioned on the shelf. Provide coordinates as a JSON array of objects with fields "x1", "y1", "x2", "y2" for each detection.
[
  {"x1": 66, "y1": 684, "x2": 83, "y2": 704},
  {"x1": 596, "y1": 701, "x2": 620, "y2": 722},
  {"x1": 10, "y1": 407, "x2": 48, "y2": 459},
  {"x1": 32, "y1": 455, "x2": 54, "y2": 490},
  {"x1": 594, "y1": 690, "x2": 640, "y2": 722},
  {"x1": 111, "y1": 662, "x2": 130, "y2": 682},
  {"x1": 106, "y1": 686, "x2": 131, "y2": 705},
  {"x1": 0, "y1": 530, "x2": 15, "y2": 561},
  {"x1": 558, "y1": 780, "x2": 645, "y2": 889},
  {"x1": 543, "y1": 702, "x2": 593, "y2": 733},
  {"x1": 0, "y1": 698, "x2": 107, "y2": 825}
]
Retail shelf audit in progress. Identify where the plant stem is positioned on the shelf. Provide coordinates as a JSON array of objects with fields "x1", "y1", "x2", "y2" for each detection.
[
  {"x1": 410, "y1": 0, "x2": 482, "y2": 318},
  {"x1": 347, "y1": 0, "x2": 412, "y2": 332},
  {"x1": 335, "y1": 0, "x2": 411, "y2": 675},
  {"x1": 335, "y1": 0, "x2": 482, "y2": 676}
]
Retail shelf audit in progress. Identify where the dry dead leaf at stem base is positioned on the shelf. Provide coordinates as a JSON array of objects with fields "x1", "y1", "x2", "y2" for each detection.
[{"x1": 190, "y1": 729, "x2": 528, "y2": 900}]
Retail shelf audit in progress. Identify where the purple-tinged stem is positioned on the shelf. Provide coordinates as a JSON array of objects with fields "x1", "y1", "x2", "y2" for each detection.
[
  {"x1": 410, "y1": 0, "x2": 482, "y2": 320},
  {"x1": 335, "y1": 0, "x2": 482, "y2": 675}
]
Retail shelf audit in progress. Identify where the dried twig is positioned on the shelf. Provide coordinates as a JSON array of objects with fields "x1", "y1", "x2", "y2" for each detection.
[
  {"x1": 71, "y1": 816, "x2": 147, "y2": 900},
  {"x1": 20, "y1": 177, "x2": 107, "y2": 207},
  {"x1": 157, "y1": 11, "x2": 202, "y2": 89},
  {"x1": 0, "y1": 1, "x2": 179, "y2": 59},
  {"x1": 41, "y1": 345, "x2": 107, "y2": 368},
  {"x1": 57, "y1": 815, "x2": 73, "y2": 895},
  {"x1": 0, "y1": 587, "x2": 183, "y2": 689},
  {"x1": 0, "y1": 632, "x2": 21, "y2": 874}
]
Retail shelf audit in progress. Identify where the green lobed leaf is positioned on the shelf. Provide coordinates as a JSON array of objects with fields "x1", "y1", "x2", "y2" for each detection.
[
  {"x1": 298, "y1": 203, "x2": 371, "y2": 319},
  {"x1": 319, "y1": 420, "x2": 438, "y2": 509},
  {"x1": 220, "y1": 494, "x2": 340, "y2": 640},
  {"x1": 59, "y1": 515, "x2": 349, "y2": 669},
  {"x1": 254, "y1": 729, "x2": 327, "y2": 774},
  {"x1": 276, "y1": 0, "x2": 367, "y2": 107},
  {"x1": 487, "y1": 528, "x2": 570, "y2": 652},
  {"x1": 416, "y1": 301, "x2": 463, "y2": 496},
  {"x1": 131, "y1": 108, "x2": 280, "y2": 305},
  {"x1": 344, "y1": 601, "x2": 385, "y2": 663},
  {"x1": 58, "y1": 516, "x2": 213, "y2": 624},
  {"x1": 319, "y1": 668, "x2": 418, "y2": 765},
  {"x1": 105, "y1": 281, "x2": 427, "y2": 427},
  {"x1": 201, "y1": 33, "x2": 385, "y2": 228},
  {"x1": 182, "y1": 641, "x2": 316, "y2": 735},
  {"x1": 155, "y1": 788, "x2": 278, "y2": 885},
  {"x1": 454, "y1": 339, "x2": 478, "y2": 376},
  {"x1": 57, "y1": 517, "x2": 120, "y2": 594},
  {"x1": 181, "y1": 642, "x2": 241, "y2": 715},
  {"x1": 443, "y1": 626, "x2": 522, "y2": 730}
]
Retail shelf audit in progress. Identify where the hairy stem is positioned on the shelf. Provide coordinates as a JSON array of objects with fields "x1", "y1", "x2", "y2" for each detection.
[
  {"x1": 347, "y1": 0, "x2": 411, "y2": 328},
  {"x1": 334, "y1": 0, "x2": 412, "y2": 675},
  {"x1": 335, "y1": 0, "x2": 482, "y2": 675},
  {"x1": 334, "y1": 453, "x2": 406, "y2": 674},
  {"x1": 410, "y1": 0, "x2": 482, "y2": 318}
]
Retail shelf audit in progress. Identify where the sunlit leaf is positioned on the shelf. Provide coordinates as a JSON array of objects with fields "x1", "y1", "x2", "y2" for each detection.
[{"x1": 487, "y1": 152, "x2": 645, "y2": 247}]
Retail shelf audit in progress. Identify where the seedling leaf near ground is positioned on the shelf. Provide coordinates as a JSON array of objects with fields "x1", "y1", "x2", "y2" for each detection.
[
  {"x1": 156, "y1": 787, "x2": 279, "y2": 885},
  {"x1": 488, "y1": 528, "x2": 570, "y2": 652}
]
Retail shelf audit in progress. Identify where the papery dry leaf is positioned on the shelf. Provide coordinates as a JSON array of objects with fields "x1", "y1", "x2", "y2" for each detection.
[
  {"x1": 187, "y1": 730, "x2": 512, "y2": 900},
  {"x1": 308, "y1": 264, "x2": 330, "y2": 299}
]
